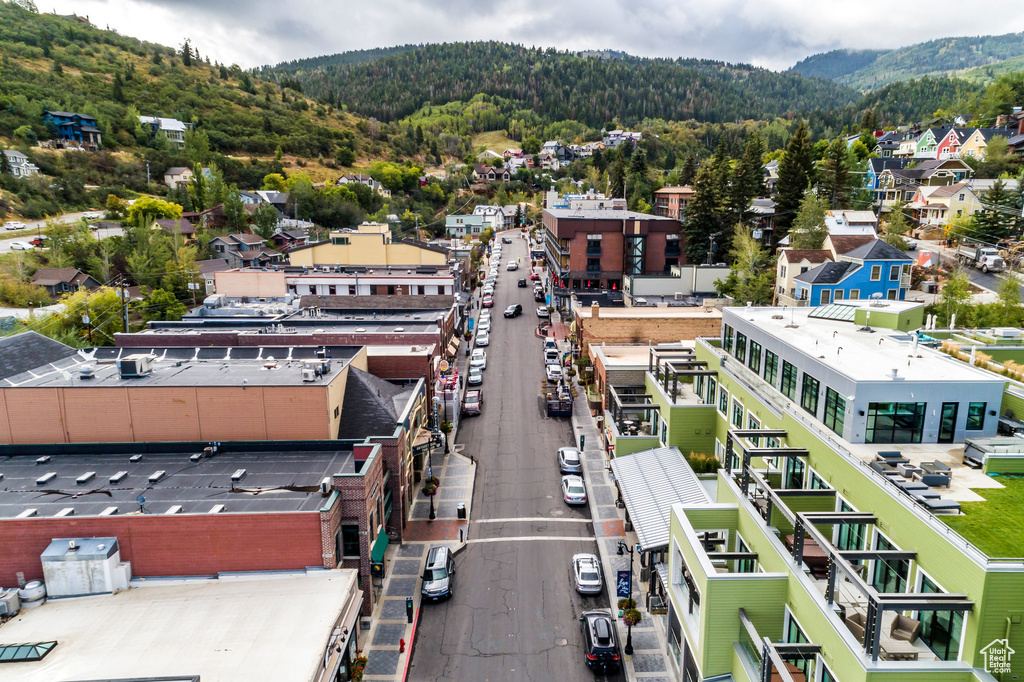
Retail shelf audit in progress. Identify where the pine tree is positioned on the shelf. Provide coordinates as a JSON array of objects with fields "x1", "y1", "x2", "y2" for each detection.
[
  {"x1": 818, "y1": 137, "x2": 851, "y2": 210},
  {"x1": 181, "y1": 40, "x2": 192, "y2": 67},
  {"x1": 0, "y1": 148, "x2": 11, "y2": 175},
  {"x1": 975, "y1": 179, "x2": 1019, "y2": 242},
  {"x1": 680, "y1": 155, "x2": 697, "y2": 186},
  {"x1": 112, "y1": 71, "x2": 125, "y2": 103},
  {"x1": 728, "y1": 133, "x2": 767, "y2": 227},
  {"x1": 625, "y1": 147, "x2": 652, "y2": 211},
  {"x1": 774, "y1": 121, "x2": 815, "y2": 247},
  {"x1": 683, "y1": 164, "x2": 725, "y2": 264}
]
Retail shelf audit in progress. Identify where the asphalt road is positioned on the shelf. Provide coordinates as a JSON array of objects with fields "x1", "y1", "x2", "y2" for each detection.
[
  {"x1": 0, "y1": 211, "x2": 123, "y2": 254},
  {"x1": 410, "y1": 234, "x2": 624, "y2": 682},
  {"x1": 918, "y1": 238, "x2": 1024, "y2": 297}
]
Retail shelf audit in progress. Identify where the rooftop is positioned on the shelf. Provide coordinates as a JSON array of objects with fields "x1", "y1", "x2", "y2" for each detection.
[
  {"x1": 0, "y1": 446, "x2": 360, "y2": 518},
  {"x1": 544, "y1": 208, "x2": 676, "y2": 220},
  {"x1": 0, "y1": 572, "x2": 359, "y2": 682},
  {"x1": 577, "y1": 306, "x2": 721, "y2": 320},
  {"x1": 591, "y1": 342, "x2": 694, "y2": 368},
  {"x1": 1, "y1": 346, "x2": 360, "y2": 389}
]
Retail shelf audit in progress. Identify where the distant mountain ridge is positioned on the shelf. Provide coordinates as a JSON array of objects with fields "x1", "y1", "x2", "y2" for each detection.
[{"x1": 791, "y1": 32, "x2": 1024, "y2": 90}]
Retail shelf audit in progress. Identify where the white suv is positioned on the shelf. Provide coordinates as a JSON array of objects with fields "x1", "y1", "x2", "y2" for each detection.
[{"x1": 4, "y1": 221, "x2": 26, "y2": 231}]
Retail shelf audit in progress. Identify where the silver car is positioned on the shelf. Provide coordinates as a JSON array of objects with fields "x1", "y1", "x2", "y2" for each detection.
[
  {"x1": 572, "y1": 553, "x2": 603, "y2": 594},
  {"x1": 558, "y1": 446, "x2": 583, "y2": 474},
  {"x1": 561, "y1": 475, "x2": 587, "y2": 505}
]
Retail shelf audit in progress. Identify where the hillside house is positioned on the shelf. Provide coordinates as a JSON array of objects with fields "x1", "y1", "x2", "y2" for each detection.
[
  {"x1": 138, "y1": 116, "x2": 191, "y2": 149},
  {"x1": 164, "y1": 166, "x2": 194, "y2": 189},
  {"x1": 31, "y1": 268, "x2": 101, "y2": 297},
  {"x1": 473, "y1": 164, "x2": 511, "y2": 183},
  {"x1": 794, "y1": 239, "x2": 913, "y2": 306},
  {"x1": 42, "y1": 110, "x2": 102, "y2": 148},
  {"x1": 775, "y1": 249, "x2": 833, "y2": 306},
  {"x1": 270, "y1": 228, "x2": 309, "y2": 251},
  {"x1": 3, "y1": 149, "x2": 39, "y2": 178},
  {"x1": 209, "y1": 234, "x2": 283, "y2": 269}
]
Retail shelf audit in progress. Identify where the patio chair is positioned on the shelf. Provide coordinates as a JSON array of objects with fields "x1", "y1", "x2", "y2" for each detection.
[
  {"x1": 845, "y1": 612, "x2": 867, "y2": 643},
  {"x1": 922, "y1": 497, "x2": 961, "y2": 514},
  {"x1": 876, "y1": 452, "x2": 910, "y2": 465},
  {"x1": 890, "y1": 614, "x2": 921, "y2": 644},
  {"x1": 916, "y1": 473, "x2": 951, "y2": 488},
  {"x1": 870, "y1": 461, "x2": 902, "y2": 478},
  {"x1": 921, "y1": 461, "x2": 952, "y2": 478}
]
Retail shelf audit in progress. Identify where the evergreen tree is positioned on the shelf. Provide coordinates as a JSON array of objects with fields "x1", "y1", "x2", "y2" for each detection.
[
  {"x1": 591, "y1": 148, "x2": 606, "y2": 172},
  {"x1": 975, "y1": 179, "x2": 1019, "y2": 241},
  {"x1": 0, "y1": 148, "x2": 11, "y2": 176},
  {"x1": 818, "y1": 137, "x2": 851, "y2": 210},
  {"x1": 112, "y1": 71, "x2": 125, "y2": 103},
  {"x1": 514, "y1": 204, "x2": 523, "y2": 229},
  {"x1": 222, "y1": 186, "x2": 247, "y2": 231},
  {"x1": 181, "y1": 40, "x2": 192, "y2": 67},
  {"x1": 728, "y1": 133, "x2": 767, "y2": 227},
  {"x1": 679, "y1": 155, "x2": 698, "y2": 187},
  {"x1": 625, "y1": 147, "x2": 652, "y2": 211},
  {"x1": 774, "y1": 121, "x2": 815, "y2": 247},
  {"x1": 683, "y1": 164, "x2": 725, "y2": 264}
]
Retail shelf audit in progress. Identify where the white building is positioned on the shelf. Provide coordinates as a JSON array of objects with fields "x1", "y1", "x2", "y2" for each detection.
[
  {"x1": 139, "y1": 115, "x2": 190, "y2": 148},
  {"x1": 3, "y1": 149, "x2": 39, "y2": 178}
]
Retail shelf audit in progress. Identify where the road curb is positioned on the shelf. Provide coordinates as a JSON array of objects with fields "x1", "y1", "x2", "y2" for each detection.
[{"x1": 401, "y1": 599, "x2": 422, "y2": 682}]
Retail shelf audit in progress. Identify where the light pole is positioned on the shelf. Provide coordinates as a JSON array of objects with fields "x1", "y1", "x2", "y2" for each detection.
[
  {"x1": 442, "y1": 388, "x2": 450, "y2": 454},
  {"x1": 617, "y1": 540, "x2": 636, "y2": 655},
  {"x1": 429, "y1": 397, "x2": 440, "y2": 521}
]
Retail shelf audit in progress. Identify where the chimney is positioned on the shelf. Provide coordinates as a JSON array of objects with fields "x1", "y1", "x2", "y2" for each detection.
[{"x1": 591, "y1": 302, "x2": 600, "y2": 319}]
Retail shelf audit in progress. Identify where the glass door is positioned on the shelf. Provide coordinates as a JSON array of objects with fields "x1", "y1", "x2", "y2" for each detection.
[{"x1": 938, "y1": 402, "x2": 958, "y2": 443}]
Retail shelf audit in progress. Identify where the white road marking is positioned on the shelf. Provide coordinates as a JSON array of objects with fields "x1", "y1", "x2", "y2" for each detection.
[
  {"x1": 467, "y1": 535, "x2": 596, "y2": 544},
  {"x1": 473, "y1": 517, "x2": 592, "y2": 524}
]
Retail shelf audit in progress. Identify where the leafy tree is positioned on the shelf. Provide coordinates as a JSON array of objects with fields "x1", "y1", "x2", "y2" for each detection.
[
  {"x1": 522, "y1": 137, "x2": 542, "y2": 155},
  {"x1": 774, "y1": 121, "x2": 815, "y2": 246},
  {"x1": 183, "y1": 129, "x2": 211, "y2": 165},
  {"x1": 882, "y1": 201, "x2": 911, "y2": 250},
  {"x1": 977, "y1": 135, "x2": 1016, "y2": 179},
  {"x1": 938, "y1": 268, "x2": 972, "y2": 327},
  {"x1": 997, "y1": 275, "x2": 1023, "y2": 327},
  {"x1": 788, "y1": 192, "x2": 829, "y2": 249},
  {"x1": 262, "y1": 173, "x2": 288, "y2": 192},
  {"x1": 126, "y1": 197, "x2": 183, "y2": 224},
  {"x1": 105, "y1": 194, "x2": 129, "y2": 219},
  {"x1": 139, "y1": 288, "x2": 186, "y2": 322},
  {"x1": 251, "y1": 202, "x2": 280, "y2": 238},
  {"x1": 222, "y1": 186, "x2": 247, "y2": 231},
  {"x1": 714, "y1": 225, "x2": 775, "y2": 304}
]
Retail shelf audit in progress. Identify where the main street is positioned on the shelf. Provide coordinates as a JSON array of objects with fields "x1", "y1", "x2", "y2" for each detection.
[{"x1": 410, "y1": 233, "x2": 624, "y2": 681}]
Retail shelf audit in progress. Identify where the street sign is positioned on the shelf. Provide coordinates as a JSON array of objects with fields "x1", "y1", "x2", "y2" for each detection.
[
  {"x1": 616, "y1": 571, "x2": 631, "y2": 599},
  {"x1": 439, "y1": 360, "x2": 450, "y2": 372},
  {"x1": 412, "y1": 442, "x2": 431, "y2": 457}
]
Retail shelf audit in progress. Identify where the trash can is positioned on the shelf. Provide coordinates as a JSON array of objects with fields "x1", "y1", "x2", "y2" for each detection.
[{"x1": 457, "y1": 502, "x2": 466, "y2": 519}]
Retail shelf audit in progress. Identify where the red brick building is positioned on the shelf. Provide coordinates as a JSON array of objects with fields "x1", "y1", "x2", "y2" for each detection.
[{"x1": 653, "y1": 185, "x2": 694, "y2": 220}]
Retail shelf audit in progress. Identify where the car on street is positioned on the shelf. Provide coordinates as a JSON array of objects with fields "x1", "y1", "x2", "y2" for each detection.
[
  {"x1": 530, "y1": 271, "x2": 540, "y2": 281},
  {"x1": 81, "y1": 211, "x2": 101, "y2": 220},
  {"x1": 8, "y1": 241, "x2": 32, "y2": 251},
  {"x1": 482, "y1": 295, "x2": 494, "y2": 308},
  {"x1": 4, "y1": 221, "x2": 26, "y2": 231},
  {"x1": 558, "y1": 446, "x2": 583, "y2": 474},
  {"x1": 483, "y1": 285, "x2": 495, "y2": 296},
  {"x1": 476, "y1": 331, "x2": 489, "y2": 347},
  {"x1": 536, "y1": 306, "x2": 550, "y2": 318},
  {"x1": 503, "y1": 304, "x2": 522, "y2": 318},
  {"x1": 477, "y1": 318, "x2": 491, "y2": 332},
  {"x1": 580, "y1": 610, "x2": 621, "y2": 673},
  {"x1": 29, "y1": 235, "x2": 47, "y2": 247},
  {"x1": 517, "y1": 278, "x2": 527, "y2": 287},
  {"x1": 462, "y1": 389, "x2": 483, "y2": 416},
  {"x1": 544, "y1": 338, "x2": 558, "y2": 351},
  {"x1": 572, "y1": 554, "x2": 603, "y2": 594},
  {"x1": 506, "y1": 261, "x2": 518, "y2": 271},
  {"x1": 535, "y1": 291, "x2": 545, "y2": 302},
  {"x1": 421, "y1": 546, "x2": 456, "y2": 602},
  {"x1": 470, "y1": 348, "x2": 487, "y2": 370},
  {"x1": 467, "y1": 367, "x2": 483, "y2": 386},
  {"x1": 502, "y1": 236, "x2": 512, "y2": 244},
  {"x1": 546, "y1": 364, "x2": 563, "y2": 383},
  {"x1": 561, "y1": 475, "x2": 587, "y2": 505}
]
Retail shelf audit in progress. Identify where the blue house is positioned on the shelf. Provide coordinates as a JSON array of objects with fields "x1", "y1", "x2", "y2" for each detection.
[
  {"x1": 794, "y1": 239, "x2": 913, "y2": 306},
  {"x1": 42, "y1": 110, "x2": 102, "y2": 148},
  {"x1": 865, "y1": 158, "x2": 911, "y2": 199}
]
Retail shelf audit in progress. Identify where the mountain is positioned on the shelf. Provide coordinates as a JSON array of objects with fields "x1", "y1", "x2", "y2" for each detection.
[
  {"x1": 791, "y1": 32, "x2": 1024, "y2": 90},
  {"x1": 262, "y1": 41, "x2": 861, "y2": 127}
]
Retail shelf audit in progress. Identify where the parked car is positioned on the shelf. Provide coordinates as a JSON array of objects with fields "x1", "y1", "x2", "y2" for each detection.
[
  {"x1": 544, "y1": 339, "x2": 558, "y2": 352},
  {"x1": 81, "y1": 211, "x2": 101, "y2": 220},
  {"x1": 476, "y1": 331, "x2": 490, "y2": 347},
  {"x1": 561, "y1": 475, "x2": 587, "y2": 505},
  {"x1": 4, "y1": 221, "x2": 26, "y2": 231},
  {"x1": 580, "y1": 610, "x2": 621, "y2": 673},
  {"x1": 544, "y1": 349, "x2": 560, "y2": 365},
  {"x1": 470, "y1": 349, "x2": 487, "y2": 370},
  {"x1": 518, "y1": 278, "x2": 527, "y2": 288},
  {"x1": 8, "y1": 241, "x2": 32, "y2": 251},
  {"x1": 482, "y1": 296, "x2": 494, "y2": 308},
  {"x1": 572, "y1": 554, "x2": 603, "y2": 594},
  {"x1": 530, "y1": 272, "x2": 540, "y2": 281},
  {"x1": 534, "y1": 291, "x2": 545, "y2": 302},
  {"x1": 483, "y1": 285, "x2": 495, "y2": 296},
  {"x1": 558, "y1": 446, "x2": 583, "y2": 474},
  {"x1": 477, "y1": 318, "x2": 491, "y2": 332},
  {"x1": 536, "y1": 306, "x2": 550, "y2": 318},
  {"x1": 421, "y1": 546, "x2": 456, "y2": 602},
  {"x1": 503, "y1": 304, "x2": 522, "y2": 318},
  {"x1": 546, "y1": 364, "x2": 563, "y2": 383},
  {"x1": 29, "y1": 235, "x2": 47, "y2": 247},
  {"x1": 467, "y1": 367, "x2": 483, "y2": 386},
  {"x1": 462, "y1": 389, "x2": 483, "y2": 416}
]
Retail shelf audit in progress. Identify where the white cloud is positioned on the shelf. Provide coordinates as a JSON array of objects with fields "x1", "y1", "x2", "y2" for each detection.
[{"x1": 43, "y1": 0, "x2": 1024, "y2": 71}]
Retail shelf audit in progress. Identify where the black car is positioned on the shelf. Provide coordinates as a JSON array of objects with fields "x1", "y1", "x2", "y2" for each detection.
[
  {"x1": 534, "y1": 291, "x2": 545, "y2": 302},
  {"x1": 580, "y1": 610, "x2": 621, "y2": 673},
  {"x1": 503, "y1": 303, "x2": 523, "y2": 318},
  {"x1": 518, "y1": 278, "x2": 527, "y2": 288}
]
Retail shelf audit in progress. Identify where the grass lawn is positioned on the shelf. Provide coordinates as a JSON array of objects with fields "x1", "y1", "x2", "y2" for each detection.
[
  {"x1": 941, "y1": 475, "x2": 1024, "y2": 558},
  {"x1": 473, "y1": 131, "x2": 517, "y2": 154}
]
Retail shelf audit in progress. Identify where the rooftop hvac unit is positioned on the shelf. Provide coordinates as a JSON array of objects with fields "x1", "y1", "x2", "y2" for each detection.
[
  {"x1": 674, "y1": 292, "x2": 683, "y2": 301},
  {"x1": 76, "y1": 472, "x2": 96, "y2": 485},
  {"x1": 208, "y1": 504, "x2": 226, "y2": 514},
  {"x1": 190, "y1": 453, "x2": 203, "y2": 462},
  {"x1": 0, "y1": 589, "x2": 20, "y2": 616},
  {"x1": 79, "y1": 365, "x2": 95, "y2": 380},
  {"x1": 36, "y1": 472, "x2": 56, "y2": 485},
  {"x1": 129, "y1": 454, "x2": 143, "y2": 463},
  {"x1": 116, "y1": 354, "x2": 155, "y2": 379},
  {"x1": 992, "y1": 327, "x2": 1021, "y2": 338},
  {"x1": 109, "y1": 471, "x2": 128, "y2": 484},
  {"x1": 55, "y1": 508, "x2": 74, "y2": 517},
  {"x1": 302, "y1": 368, "x2": 317, "y2": 382},
  {"x1": 320, "y1": 477, "x2": 331, "y2": 496},
  {"x1": 99, "y1": 506, "x2": 118, "y2": 516},
  {"x1": 36, "y1": 455, "x2": 50, "y2": 465},
  {"x1": 230, "y1": 469, "x2": 246, "y2": 482},
  {"x1": 16, "y1": 508, "x2": 37, "y2": 518},
  {"x1": 148, "y1": 470, "x2": 166, "y2": 483},
  {"x1": 165, "y1": 505, "x2": 183, "y2": 515}
]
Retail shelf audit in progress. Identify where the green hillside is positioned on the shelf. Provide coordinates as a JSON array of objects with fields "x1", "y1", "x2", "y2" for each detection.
[{"x1": 789, "y1": 49, "x2": 887, "y2": 81}]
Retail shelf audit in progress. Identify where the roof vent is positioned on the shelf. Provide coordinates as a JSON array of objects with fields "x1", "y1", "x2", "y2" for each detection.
[
  {"x1": 17, "y1": 508, "x2": 37, "y2": 518},
  {"x1": 55, "y1": 508, "x2": 74, "y2": 517},
  {"x1": 36, "y1": 456, "x2": 50, "y2": 465},
  {"x1": 36, "y1": 472, "x2": 56, "y2": 485},
  {"x1": 129, "y1": 454, "x2": 143, "y2": 463},
  {"x1": 148, "y1": 470, "x2": 166, "y2": 483},
  {"x1": 190, "y1": 453, "x2": 203, "y2": 462},
  {"x1": 165, "y1": 505, "x2": 183, "y2": 515},
  {"x1": 230, "y1": 469, "x2": 246, "y2": 482},
  {"x1": 99, "y1": 506, "x2": 119, "y2": 516},
  {"x1": 109, "y1": 471, "x2": 128, "y2": 484},
  {"x1": 76, "y1": 471, "x2": 96, "y2": 485},
  {"x1": 209, "y1": 504, "x2": 226, "y2": 514},
  {"x1": 79, "y1": 365, "x2": 95, "y2": 380}
]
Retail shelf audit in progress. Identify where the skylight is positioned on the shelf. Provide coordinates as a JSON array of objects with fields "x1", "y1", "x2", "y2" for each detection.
[
  {"x1": 808, "y1": 303, "x2": 857, "y2": 322},
  {"x1": 0, "y1": 641, "x2": 58, "y2": 663}
]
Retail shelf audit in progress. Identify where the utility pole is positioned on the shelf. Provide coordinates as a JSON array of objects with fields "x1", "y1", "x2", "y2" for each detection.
[
  {"x1": 146, "y1": 161, "x2": 151, "y2": 191},
  {"x1": 119, "y1": 276, "x2": 129, "y2": 333},
  {"x1": 83, "y1": 297, "x2": 93, "y2": 345}
]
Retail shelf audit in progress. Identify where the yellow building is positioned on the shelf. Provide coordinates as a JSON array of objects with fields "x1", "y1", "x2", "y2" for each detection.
[{"x1": 287, "y1": 223, "x2": 448, "y2": 268}]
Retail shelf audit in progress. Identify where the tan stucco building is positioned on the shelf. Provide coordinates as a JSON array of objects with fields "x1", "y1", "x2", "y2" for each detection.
[{"x1": 287, "y1": 223, "x2": 448, "y2": 268}]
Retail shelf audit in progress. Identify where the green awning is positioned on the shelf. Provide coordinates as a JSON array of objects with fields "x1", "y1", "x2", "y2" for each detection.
[{"x1": 370, "y1": 528, "x2": 389, "y2": 563}]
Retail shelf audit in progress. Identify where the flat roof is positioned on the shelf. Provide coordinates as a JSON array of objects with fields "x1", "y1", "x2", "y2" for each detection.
[
  {"x1": 577, "y1": 306, "x2": 722, "y2": 320},
  {"x1": 724, "y1": 305, "x2": 996, "y2": 384},
  {"x1": 591, "y1": 342, "x2": 695, "y2": 368},
  {"x1": 0, "y1": 448, "x2": 357, "y2": 518},
  {"x1": 544, "y1": 208, "x2": 676, "y2": 220},
  {"x1": 2, "y1": 346, "x2": 358, "y2": 389},
  {"x1": 0, "y1": 572, "x2": 359, "y2": 682}
]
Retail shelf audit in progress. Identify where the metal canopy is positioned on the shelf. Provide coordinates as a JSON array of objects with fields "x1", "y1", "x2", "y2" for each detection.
[{"x1": 610, "y1": 446, "x2": 711, "y2": 551}]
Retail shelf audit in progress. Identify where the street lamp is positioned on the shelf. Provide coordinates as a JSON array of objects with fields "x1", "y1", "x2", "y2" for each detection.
[
  {"x1": 617, "y1": 540, "x2": 636, "y2": 655},
  {"x1": 442, "y1": 389, "x2": 450, "y2": 454}
]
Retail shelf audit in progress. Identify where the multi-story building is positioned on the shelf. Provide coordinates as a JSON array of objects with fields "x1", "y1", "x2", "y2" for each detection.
[
  {"x1": 42, "y1": 110, "x2": 102, "y2": 148},
  {"x1": 654, "y1": 186, "x2": 695, "y2": 220},
  {"x1": 138, "y1": 115, "x2": 192, "y2": 148},
  {"x1": 288, "y1": 223, "x2": 449, "y2": 270},
  {"x1": 212, "y1": 264, "x2": 458, "y2": 301},
  {"x1": 542, "y1": 208, "x2": 683, "y2": 303},
  {"x1": 446, "y1": 213, "x2": 487, "y2": 238},
  {"x1": 2, "y1": 149, "x2": 39, "y2": 177}
]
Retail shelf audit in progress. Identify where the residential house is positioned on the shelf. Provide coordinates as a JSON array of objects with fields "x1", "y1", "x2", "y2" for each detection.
[
  {"x1": 208, "y1": 233, "x2": 283, "y2": 268},
  {"x1": 2, "y1": 149, "x2": 39, "y2": 178},
  {"x1": 477, "y1": 150, "x2": 503, "y2": 162},
  {"x1": 876, "y1": 158, "x2": 973, "y2": 206},
  {"x1": 908, "y1": 181, "x2": 986, "y2": 227},
  {"x1": 536, "y1": 150, "x2": 561, "y2": 171},
  {"x1": 239, "y1": 191, "x2": 263, "y2": 205},
  {"x1": 750, "y1": 198, "x2": 775, "y2": 241},
  {"x1": 872, "y1": 130, "x2": 906, "y2": 157},
  {"x1": 960, "y1": 128, "x2": 1012, "y2": 159},
  {"x1": 762, "y1": 159, "x2": 779, "y2": 195},
  {"x1": 794, "y1": 239, "x2": 912, "y2": 305},
  {"x1": 825, "y1": 209, "x2": 878, "y2": 236},
  {"x1": 542, "y1": 141, "x2": 574, "y2": 164},
  {"x1": 445, "y1": 214, "x2": 487, "y2": 239},
  {"x1": 866, "y1": 157, "x2": 912, "y2": 200},
  {"x1": 138, "y1": 116, "x2": 191, "y2": 149},
  {"x1": 823, "y1": 233, "x2": 875, "y2": 258},
  {"x1": 338, "y1": 173, "x2": 374, "y2": 188},
  {"x1": 269, "y1": 228, "x2": 309, "y2": 251},
  {"x1": 653, "y1": 186, "x2": 694, "y2": 220},
  {"x1": 42, "y1": 110, "x2": 102, "y2": 148},
  {"x1": 163, "y1": 166, "x2": 194, "y2": 189},
  {"x1": 151, "y1": 217, "x2": 198, "y2": 244},
  {"x1": 197, "y1": 258, "x2": 230, "y2": 294},
  {"x1": 31, "y1": 268, "x2": 101, "y2": 297},
  {"x1": 472, "y1": 164, "x2": 511, "y2": 183},
  {"x1": 913, "y1": 126, "x2": 954, "y2": 158},
  {"x1": 254, "y1": 190, "x2": 290, "y2": 214},
  {"x1": 472, "y1": 205, "x2": 509, "y2": 231},
  {"x1": 775, "y1": 249, "x2": 833, "y2": 306},
  {"x1": 602, "y1": 130, "x2": 642, "y2": 149},
  {"x1": 199, "y1": 202, "x2": 259, "y2": 229}
]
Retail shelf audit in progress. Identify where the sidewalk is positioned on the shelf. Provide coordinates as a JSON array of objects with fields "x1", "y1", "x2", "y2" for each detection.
[{"x1": 549, "y1": 315, "x2": 673, "y2": 682}]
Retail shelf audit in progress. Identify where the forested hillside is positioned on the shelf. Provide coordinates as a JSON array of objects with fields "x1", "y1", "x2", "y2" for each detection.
[
  {"x1": 261, "y1": 42, "x2": 862, "y2": 127},
  {"x1": 789, "y1": 49, "x2": 886, "y2": 81}
]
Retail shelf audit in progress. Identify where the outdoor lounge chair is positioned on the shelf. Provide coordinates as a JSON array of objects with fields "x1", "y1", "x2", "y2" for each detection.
[
  {"x1": 920, "y1": 497, "x2": 961, "y2": 514},
  {"x1": 845, "y1": 612, "x2": 867, "y2": 643},
  {"x1": 897, "y1": 481, "x2": 929, "y2": 493},
  {"x1": 916, "y1": 473, "x2": 951, "y2": 488},
  {"x1": 870, "y1": 461, "x2": 902, "y2": 478},
  {"x1": 921, "y1": 461, "x2": 952, "y2": 478},
  {"x1": 876, "y1": 451, "x2": 909, "y2": 465},
  {"x1": 890, "y1": 614, "x2": 922, "y2": 643}
]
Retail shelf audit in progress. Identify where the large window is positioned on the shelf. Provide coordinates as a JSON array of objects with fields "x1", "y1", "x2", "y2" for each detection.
[
  {"x1": 748, "y1": 341, "x2": 761, "y2": 374},
  {"x1": 834, "y1": 500, "x2": 866, "y2": 556},
  {"x1": 871, "y1": 533, "x2": 909, "y2": 593},
  {"x1": 732, "y1": 399, "x2": 744, "y2": 428},
  {"x1": 967, "y1": 402, "x2": 986, "y2": 430},
  {"x1": 706, "y1": 377, "x2": 717, "y2": 406},
  {"x1": 918, "y1": 573, "x2": 965, "y2": 661},
  {"x1": 718, "y1": 387, "x2": 729, "y2": 415},
  {"x1": 764, "y1": 350, "x2": 779, "y2": 386},
  {"x1": 341, "y1": 525, "x2": 360, "y2": 558},
  {"x1": 870, "y1": 265, "x2": 881, "y2": 281},
  {"x1": 722, "y1": 324, "x2": 733, "y2": 353},
  {"x1": 781, "y1": 361, "x2": 798, "y2": 400},
  {"x1": 823, "y1": 387, "x2": 846, "y2": 436},
  {"x1": 735, "y1": 332, "x2": 747, "y2": 363},
  {"x1": 800, "y1": 373, "x2": 820, "y2": 416},
  {"x1": 866, "y1": 402, "x2": 926, "y2": 444}
]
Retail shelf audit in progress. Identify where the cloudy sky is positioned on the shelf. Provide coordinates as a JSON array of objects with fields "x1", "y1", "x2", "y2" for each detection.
[{"x1": 46, "y1": 0, "x2": 1024, "y2": 71}]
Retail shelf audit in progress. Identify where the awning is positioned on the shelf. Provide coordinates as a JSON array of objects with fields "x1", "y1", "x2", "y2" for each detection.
[
  {"x1": 370, "y1": 528, "x2": 389, "y2": 563},
  {"x1": 609, "y1": 446, "x2": 712, "y2": 552},
  {"x1": 447, "y1": 337, "x2": 460, "y2": 356},
  {"x1": 655, "y1": 562, "x2": 669, "y2": 589}
]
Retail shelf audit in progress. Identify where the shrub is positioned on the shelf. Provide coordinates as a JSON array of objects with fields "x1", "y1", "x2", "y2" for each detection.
[
  {"x1": 617, "y1": 597, "x2": 636, "y2": 610},
  {"x1": 687, "y1": 452, "x2": 720, "y2": 474}
]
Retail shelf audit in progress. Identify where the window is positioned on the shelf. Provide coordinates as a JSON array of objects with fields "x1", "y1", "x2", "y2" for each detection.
[
  {"x1": 823, "y1": 387, "x2": 846, "y2": 436},
  {"x1": 328, "y1": 285, "x2": 336, "y2": 295},
  {"x1": 331, "y1": 236, "x2": 351, "y2": 245},
  {"x1": 747, "y1": 415, "x2": 760, "y2": 446},
  {"x1": 735, "y1": 534, "x2": 756, "y2": 573},
  {"x1": 866, "y1": 402, "x2": 926, "y2": 443},
  {"x1": 849, "y1": 289, "x2": 860, "y2": 300},
  {"x1": 348, "y1": 285, "x2": 356, "y2": 295},
  {"x1": 779, "y1": 265, "x2": 787, "y2": 279},
  {"x1": 781, "y1": 361, "x2": 798, "y2": 400},
  {"x1": 732, "y1": 399, "x2": 744, "y2": 428},
  {"x1": 784, "y1": 610, "x2": 812, "y2": 676},
  {"x1": 783, "y1": 457, "x2": 805, "y2": 489},
  {"x1": 341, "y1": 525, "x2": 360, "y2": 557},
  {"x1": 764, "y1": 350, "x2": 779, "y2": 385},
  {"x1": 967, "y1": 402, "x2": 986, "y2": 430},
  {"x1": 835, "y1": 499, "x2": 866, "y2": 555},
  {"x1": 870, "y1": 265, "x2": 881, "y2": 281},
  {"x1": 872, "y1": 533, "x2": 909, "y2": 593},
  {"x1": 748, "y1": 341, "x2": 761, "y2": 374},
  {"x1": 809, "y1": 469, "x2": 831, "y2": 490},
  {"x1": 800, "y1": 373, "x2": 819, "y2": 416},
  {"x1": 918, "y1": 572, "x2": 965, "y2": 661},
  {"x1": 735, "y1": 332, "x2": 747, "y2": 363},
  {"x1": 958, "y1": 193, "x2": 965, "y2": 201},
  {"x1": 706, "y1": 377, "x2": 717, "y2": 406},
  {"x1": 887, "y1": 289, "x2": 897, "y2": 300},
  {"x1": 833, "y1": 289, "x2": 844, "y2": 301},
  {"x1": 820, "y1": 289, "x2": 831, "y2": 305},
  {"x1": 695, "y1": 374, "x2": 704, "y2": 398},
  {"x1": 722, "y1": 324, "x2": 733, "y2": 353},
  {"x1": 718, "y1": 387, "x2": 729, "y2": 415}
]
